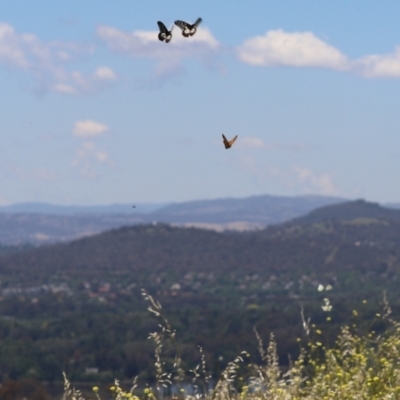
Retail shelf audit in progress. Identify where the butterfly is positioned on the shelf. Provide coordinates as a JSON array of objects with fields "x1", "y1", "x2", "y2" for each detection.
[
  {"x1": 157, "y1": 21, "x2": 173, "y2": 43},
  {"x1": 222, "y1": 134, "x2": 238, "y2": 149},
  {"x1": 174, "y1": 18, "x2": 202, "y2": 37}
]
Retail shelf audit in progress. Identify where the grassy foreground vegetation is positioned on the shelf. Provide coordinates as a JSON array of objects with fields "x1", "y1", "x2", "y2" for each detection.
[{"x1": 58, "y1": 293, "x2": 400, "y2": 400}]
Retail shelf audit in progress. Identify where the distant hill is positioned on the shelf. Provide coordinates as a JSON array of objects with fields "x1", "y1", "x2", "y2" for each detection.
[
  {"x1": 292, "y1": 199, "x2": 400, "y2": 225},
  {"x1": 0, "y1": 194, "x2": 346, "y2": 244},
  {"x1": 149, "y1": 194, "x2": 346, "y2": 226},
  {"x1": 2, "y1": 200, "x2": 399, "y2": 287}
]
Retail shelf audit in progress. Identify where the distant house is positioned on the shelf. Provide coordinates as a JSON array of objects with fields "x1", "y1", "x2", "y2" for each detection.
[
  {"x1": 170, "y1": 283, "x2": 181, "y2": 291},
  {"x1": 99, "y1": 283, "x2": 111, "y2": 293}
]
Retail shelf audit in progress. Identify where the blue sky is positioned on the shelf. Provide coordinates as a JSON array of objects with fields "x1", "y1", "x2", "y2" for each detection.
[{"x1": 1, "y1": 1, "x2": 400, "y2": 205}]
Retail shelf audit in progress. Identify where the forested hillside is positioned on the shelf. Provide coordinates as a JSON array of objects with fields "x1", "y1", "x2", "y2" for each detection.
[{"x1": 0, "y1": 200, "x2": 399, "y2": 383}]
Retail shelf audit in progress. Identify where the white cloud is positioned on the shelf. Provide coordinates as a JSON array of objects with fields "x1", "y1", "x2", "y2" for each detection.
[
  {"x1": 237, "y1": 28, "x2": 400, "y2": 80},
  {"x1": 74, "y1": 141, "x2": 109, "y2": 163},
  {"x1": 353, "y1": 46, "x2": 400, "y2": 78},
  {"x1": 6, "y1": 18, "x2": 400, "y2": 97},
  {"x1": 97, "y1": 25, "x2": 220, "y2": 77},
  {"x1": 71, "y1": 120, "x2": 111, "y2": 177},
  {"x1": 293, "y1": 166, "x2": 338, "y2": 195},
  {"x1": 72, "y1": 141, "x2": 111, "y2": 178},
  {"x1": 72, "y1": 120, "x2": 108, "y2": 138},
  {"x1": 53, "y1": 83, "x2": 76, "y2": 94},
  {"x1": 0, "y1": 23, "x2": 29, "y2": 68},
  {"x1": 94, "y1": 66, "x2": 117, "y2": 80},
  {"x1": 237, "y1": 29, "x2": 349, "y2": 70},
  {"x1": 0, "y1": 22, "x2": 118, "y2": 94},
  {"x1": 51, "y1": 66, "x2": 118, "y2": 95}
]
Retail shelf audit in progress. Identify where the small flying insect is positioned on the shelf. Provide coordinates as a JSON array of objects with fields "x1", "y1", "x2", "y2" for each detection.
[
  {"x1": 174, "y1": 18, "x2": 202, "y2": 37},
  {"x1": 222, "y1": 134, "x2": 238, "y2": 149},
  {"x1": 157, "y1": 21, "x2": 173, "y2": 43}
]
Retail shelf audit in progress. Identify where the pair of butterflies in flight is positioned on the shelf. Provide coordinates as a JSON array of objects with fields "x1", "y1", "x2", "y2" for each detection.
[{"x1": 157, "y1": 18, "x2": 202, "y2": 43}]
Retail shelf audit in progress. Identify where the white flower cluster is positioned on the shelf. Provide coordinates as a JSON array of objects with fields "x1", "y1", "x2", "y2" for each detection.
[
  {"x1": 317, "y1": 284, "x2": 333, "y2": 292},
  {"x1": 321, "y1": 298, "x2": 333, "y2": 312}
]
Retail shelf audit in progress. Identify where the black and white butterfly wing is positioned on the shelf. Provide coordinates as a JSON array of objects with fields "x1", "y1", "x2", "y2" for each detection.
[
  {"x1": 193, "y1": 18, "x2": 202, "y2": 29},
  {"x1": 157, "y1": 21, "x2": 172, "y2": 42},
  {"x1": 165, "y1": 25, "x2": 173, "y2": 43},
  {"x1": 157, "y1": 21, "x2": 169, "y2": 34},
  {"x1": 174, "y1": 20, "x2": 190, "y2": 31}
]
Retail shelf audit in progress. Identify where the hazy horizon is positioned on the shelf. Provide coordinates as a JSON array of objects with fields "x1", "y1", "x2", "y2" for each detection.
[{"x1": 0, "y1": 192, "x2": 347, "y2": 208}]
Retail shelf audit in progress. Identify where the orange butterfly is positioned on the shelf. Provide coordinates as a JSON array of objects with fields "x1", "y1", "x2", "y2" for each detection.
[{"x1": 222, "y1": 134, "x2": 238, "y2": 149}]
